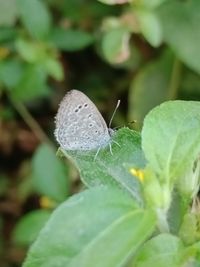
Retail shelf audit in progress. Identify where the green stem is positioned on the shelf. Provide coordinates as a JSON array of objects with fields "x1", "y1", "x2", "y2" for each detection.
[
  {"x1": 9, "y1": 96, "x2": 54, "y2": 147},
  {"x1": 167, "y1": 58, "x2": 182, "y2": 100},
  {"x1": 156, "y1": 208, "x2": 170, "y2": 233}
]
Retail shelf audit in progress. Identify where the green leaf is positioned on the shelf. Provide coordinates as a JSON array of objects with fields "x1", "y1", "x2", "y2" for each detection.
[
  {"x1": 102, "y1": 28, "x2": 131, "y2": 64},
  {"x1": 133, "y1": 233, "x2": 185, "y2": 267},
  {"x1": 128, "y1": 49, "x2": 174, "y2": 128},
  {"x1": 61, "y1": 128, "x2": 146, "y2": 203},
  {"x1": 142, "y1": 101, "x2": 200, "y2": 184},
  {"x1": 32, "y1": 144, "x2": 69, "y2": 203},
  {"x1": 60, "y1": 0, "x2": 116, "y2": 23},
  {"x1": 12, "y1": 210, "x2": 51, "y2": 246},
  {"x1": 136, "y1": 8, "x2": 162, "y2": 47},
  {"x1": 0, "y1": 59, "x2": 24, "y2": 88},
  {"x1": 17, "y1": 175, "x2": 34, "y2": 202},
  {"x1": 16, "y1": 38, "x2": 64, "y2": 80},
  {"x1": 58, "y1": 0, "x2": 84, "y2": 23},
  {"x1": 157, "y1": 0, "x2": 200, "y2": 74},
  {"x1": 23, "y1": 186, "x2": 156, "y2": 267},
  {"x1": 50, "y1": 28, "x2": 94, "y2": 51},
  {"x1": 15, "y1": 38, "x2": 47, "y2": 63},
  {"x1": 44, "y1": 57, "x2": 64, "y2": 81},
  {"x1": 0, "y1": 0, "x2": 18, "y2": 26},
  {"x1": 179, "y1": 212, "x2": 200, "y2": 245},
  {"x1": 17, "y1": 0, "x2": 51, "y2": 39},
  {"x1": 11, "y1": 64, "x2": 49, "y2": 101}
]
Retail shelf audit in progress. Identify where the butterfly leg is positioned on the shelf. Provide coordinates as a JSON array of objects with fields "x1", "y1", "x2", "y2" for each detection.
[
  {"x1": 112, "y1": 140, "x2": 120, "y2": 147},
  {"x1": 109, "y1": 142, "x2": 113, "y2": 155},
  {"x1": 94, "y1": 147, "x2": 101, "y2": 161}
]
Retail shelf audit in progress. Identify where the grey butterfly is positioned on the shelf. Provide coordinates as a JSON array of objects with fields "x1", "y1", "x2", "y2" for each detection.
[{"x1": 55, "y1": 90, "x2": 119, "y2": 155}]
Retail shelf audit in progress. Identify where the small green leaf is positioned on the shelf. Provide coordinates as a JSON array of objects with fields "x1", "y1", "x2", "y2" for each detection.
[
  {"x1": 50, "y1": 28, "x2": 94, "y2": 51},
  {"x1": 13, "y1": 210, "x2": 51, "y2": 246},
  {"x1": 17, "y1": 175, "x2": 34, "y2": 202},
  {"x1": 32, "y1": 144, "x2": 69, "y2": 203},
  {"x1": 128, "y1": 49, "x2": 174, "y2": 128},
  {"x1": 44, "y1": 58, "x2": 64, "y2": 81},
  {"x1": 60, "y1": 1, "x2": 115, "y2": 23},
  {"x1": 179, "y1": 213, "x2": 200, "y2": 245},
  {"x1": 11, "y1": 64, "x2": 49, "y2": 101},
  {"x1": 0, "y1": 0, "x2": 18, "y2": 26},
  {"x1": 157, "y1": 0, "x2": 200, "y2": 74},
  {"x1": 0, "y1": 59, "x2": 24, "y2": 88},
  {"x1": 61, "y1": 128, "x2": 145, "y2": 203},
  {"x1": 133, "y1": 234, "x2": 185, "y2": 267},
  {"x1": 16, "y1": 38, "x2": 64, "y2": 80},
  {"x1": 23, "y1": 186, "x2": 156, "y2": 267},
  {"x1": 142, "y1": 101, "x2": 200, "y2": 184},
  {"x1": 15, "y1": 38, "x2": 47, "y2": 63},
  {"x1": 136, "y1": 8, "x2": 162, "y2": 47},
  {"x1": 102, "y1": 28, "x2": 131, "y2": 64},
  {"x1": 17, "y1": 0, "x2": 51, "y2": 39}
]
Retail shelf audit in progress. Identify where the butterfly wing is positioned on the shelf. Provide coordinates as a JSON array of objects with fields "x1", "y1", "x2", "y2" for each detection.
[{"x1": 55, "y1": 90, "x2": 111, "y2": 150}]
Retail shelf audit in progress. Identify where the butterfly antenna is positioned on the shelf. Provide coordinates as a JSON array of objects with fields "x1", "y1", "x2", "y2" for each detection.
[{"x1": 108, "y1": 100, "x2": 120, "y2": 129}]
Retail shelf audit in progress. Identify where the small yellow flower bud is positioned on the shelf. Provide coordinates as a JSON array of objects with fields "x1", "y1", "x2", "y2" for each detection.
[
  {"x1": 129, "y1": 168, "x2": 144, "y2": 183},
  {"x1": 40, "y1": 196, "x2": 56, "y2": 209}
]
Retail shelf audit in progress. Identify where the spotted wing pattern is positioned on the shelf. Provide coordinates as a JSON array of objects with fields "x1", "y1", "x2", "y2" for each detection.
[{"x1": 55, "y1": 90, "x2": 111, "y2": 150}]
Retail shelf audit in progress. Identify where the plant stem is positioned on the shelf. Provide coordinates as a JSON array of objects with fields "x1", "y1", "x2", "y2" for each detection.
[
  {"x1": 167, "y1": 58, "x2": 182, "y2": 100},
  {"x1": 9, "y1": 96, "x2": 54, "y2": 147},
  {"x1": 156, "y1": 208, "x2": 170, "y2": 233}
]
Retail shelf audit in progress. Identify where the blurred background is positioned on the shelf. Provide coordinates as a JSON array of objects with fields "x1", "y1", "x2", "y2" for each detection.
[{"x1": 0, "y1": 0, "x2": 200, "y2": 266}]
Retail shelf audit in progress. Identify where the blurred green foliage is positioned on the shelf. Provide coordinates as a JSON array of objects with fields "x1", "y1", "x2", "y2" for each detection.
[{"x1": 0, "y1": 0, "x2": 200, "y2": 266}]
